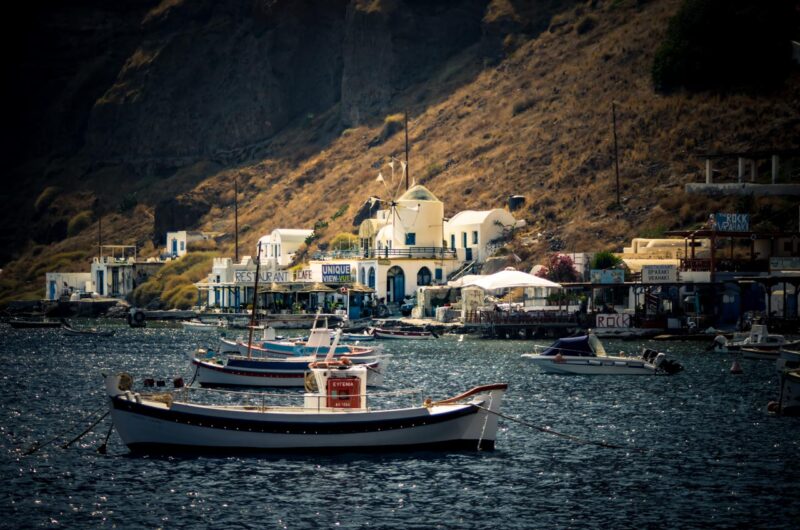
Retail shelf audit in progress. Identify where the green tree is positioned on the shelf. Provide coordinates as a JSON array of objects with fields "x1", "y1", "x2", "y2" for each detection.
[{"x1": 591, "y1": 251, "x2": 622, "y2": 270}]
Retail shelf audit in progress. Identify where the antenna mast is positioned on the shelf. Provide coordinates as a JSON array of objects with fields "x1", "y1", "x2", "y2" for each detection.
[
  {"x1": 404, "y1": 110, "x2": 409, "y2": 190},
  {"x1": 234, "y1": 177, "x2": 239, "y2": 263}
]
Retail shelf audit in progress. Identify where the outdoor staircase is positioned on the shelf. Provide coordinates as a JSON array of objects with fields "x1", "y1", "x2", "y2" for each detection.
[{"x1": 447, "y1": 260, "x2": 477, "y2": 282}]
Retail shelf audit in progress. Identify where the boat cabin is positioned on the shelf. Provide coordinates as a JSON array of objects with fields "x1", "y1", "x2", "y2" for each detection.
[{"x1": 304, "y1": 364, "x2": 368, "y2": 411}]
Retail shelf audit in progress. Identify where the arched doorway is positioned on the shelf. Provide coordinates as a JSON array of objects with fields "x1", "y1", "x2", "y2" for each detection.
[
  {"x1": 368, "y1": 267, "x2": 376, "y2": 289},
  {"x1": 417, "y1": 266, "x2": 432, "y2": 286},
  {"x1": 359, "y1": 267, "x2": 366, "y2": 285},
  {"x1": 387, "y1": 266, "x2": 405, "y2": 303}
]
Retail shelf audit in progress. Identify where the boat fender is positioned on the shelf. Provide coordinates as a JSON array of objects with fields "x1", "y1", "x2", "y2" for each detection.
[
  {"x1": 134, "y1": 393, "x2": 141, "y2": 404},
  {"x1": 304, "y1": 372, "x2": 319, "y2": 392},
  {"x1": 173, "y1": 377, "x2": 184, "y2": 389},
  {"x1": 118, "y1": 373, "x2": 133, "y2": 392},
  {"x1": 767, "y1": 401, "x2": 780, "y2": 413},
  {"x1": 712, "y1": 335, "x2": 727, "y2": 351},
  {"x1": 423, "y1": 398, "x2": 433, "y2": 408},
  {"x1": 133, "y1": 310, "x2": 145, "y2": 323},
  {"x1": 156, "y1": 380, "x2": 166, "y2": 387},
  {"x1": 124, "y1": 390, "x2": 133, "y2": 401},
  {"x1": 143, "y1": 378, "x2": 155, "y2": 388}
]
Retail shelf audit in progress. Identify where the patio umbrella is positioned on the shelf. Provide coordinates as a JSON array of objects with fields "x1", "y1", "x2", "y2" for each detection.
[
  {"x1": 464, "y1": 267, "x2": 562, "y2": 290},
  {"x1": 298, "y1": 282, "x2": 336, "y2": 293},
  {"x1": 347, "y1": 282, "x2": 375, "y2": 293},
  {"x1": 258, "y1": 282, "x2": 292, "y2": 294}
]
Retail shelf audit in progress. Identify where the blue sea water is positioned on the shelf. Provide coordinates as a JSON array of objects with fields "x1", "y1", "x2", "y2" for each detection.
[{"x1": 1, "y1": 321, "x2": 798, "y2": 529}]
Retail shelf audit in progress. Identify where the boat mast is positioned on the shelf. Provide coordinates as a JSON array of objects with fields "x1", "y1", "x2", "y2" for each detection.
[
  {"x1": 234, "y1": 176, "x2": 239, "y2": 263},
  {"x1": 404, "y1": 110, "x2": 409, "y2": 191},
  {"x1": 246, "y1": 242, "x2": 263, "y2": 359}
]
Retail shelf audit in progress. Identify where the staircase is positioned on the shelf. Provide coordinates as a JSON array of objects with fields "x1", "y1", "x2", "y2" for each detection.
[{"x1": 447, "y1": 260, "x2": 477, "y2": 282}]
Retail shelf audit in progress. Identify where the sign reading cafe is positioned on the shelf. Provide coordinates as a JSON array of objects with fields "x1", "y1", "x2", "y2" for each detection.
[{"x1": 322, "y1": 264, "x2": 353, "y2": 283}]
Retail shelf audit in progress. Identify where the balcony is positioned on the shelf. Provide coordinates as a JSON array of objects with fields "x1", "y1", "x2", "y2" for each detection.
[{"x1": 313, "y1": 247, "x2": 457, "y2": 261}]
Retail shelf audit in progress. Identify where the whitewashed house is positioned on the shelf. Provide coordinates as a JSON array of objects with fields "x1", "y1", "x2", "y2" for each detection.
[
  {"x1": 444, "y1": 209, "x2": 516, "y2": 263},
  {"x1": 258, "y1": 229, "x2": 314, "y2": 270},
  {"x1": 165, "y1": 231, "x2": 213, "y2": 258},
  {"x1": 45, "y1": 272, "x2": 91, "y2": 300}
]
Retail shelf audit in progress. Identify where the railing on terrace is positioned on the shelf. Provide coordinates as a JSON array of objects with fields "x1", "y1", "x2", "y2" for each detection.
[
  {"x1": 313, "y1": 247, "x2": 457, "y2": 261},
  {"x1": 464, "y1": 310, "x2": 578, "y2": 326},
  {"x1": 679, "y1": 258, "x2": 770, "y2": 273}
]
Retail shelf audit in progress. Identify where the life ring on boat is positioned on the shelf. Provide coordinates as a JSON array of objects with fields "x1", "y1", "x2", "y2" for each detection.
[{"x1": 304, "y1": 371, "x2": 318, "y2": 392}]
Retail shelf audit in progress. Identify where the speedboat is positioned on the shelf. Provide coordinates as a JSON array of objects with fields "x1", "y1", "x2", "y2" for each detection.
[
  {"x1": 373, "y1": 328, "x2": 436, "y2": 340},
  {"x1": 712, "y1": 325, "x2": 800, "y2": 352},
  {"x1": 522, "y1": 334, "x2": 683, "y2": 375},
  {"x1": 104, "y1": 362, "x2": 507, "y2": 453}
]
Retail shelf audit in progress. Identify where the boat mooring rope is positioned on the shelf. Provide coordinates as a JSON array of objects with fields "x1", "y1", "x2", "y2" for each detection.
[
  {"x1": 475, "y1": 404, "x2": 645, "y2": 452},
  {"x1": 62, "y1": 412, "x2": 109, "y2": 449},
  {"x1": 23, "y1": 403, "x2": 107, "y2": 455}
]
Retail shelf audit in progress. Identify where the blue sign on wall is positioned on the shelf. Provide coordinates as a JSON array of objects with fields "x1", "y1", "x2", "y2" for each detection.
[
  {"x1": 590, "y1": 269, "x2": 625, "y2": 284},
  {"x1": 322, "y1": 264, "x2": 352, "y2": 283},
  {"x1": 713, "y1": 213, "x2": 749, "y2": 232}
]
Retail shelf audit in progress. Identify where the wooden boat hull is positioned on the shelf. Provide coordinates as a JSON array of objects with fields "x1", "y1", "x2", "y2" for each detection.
[
  {"x1": 9, "y1": 320, "x2": 61, "y2": 329},
  {"x1": 106, "y1": 382, "x2": 506, "y2": 453},
  {"x1": 62, "y1": 327, "x2": 115, "y2": 337},
  {"x1": 741, "y1": 348, "x2": 780, "y2": 360},
  {"x1": 373, "y1": 329, "x2": 434, "y2": 340},
  {"x1": 191, "y1": 356, "x2": 388, "y2": 388}
]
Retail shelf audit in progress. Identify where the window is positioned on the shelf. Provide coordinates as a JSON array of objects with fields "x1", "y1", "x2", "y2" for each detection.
[
  {"x1": 360, "y1": 267, "x2": 366, "y2": 284},
  {"x1": 450, "y1": 234, "x2": 455, "y2": 249},
  {"x1": 216, "y1": 275, "x2": 220, "y2": 283},
  {"x1": 417, "y1": 267, "x2": 432, "y2": 286},
  {"x1": 472, "y1": 231, "x2": 478, "y2": 245},
  {"x1": 405, "y1": 233, "x2": 416, "y2": 246},
  {"x1": 368, "y1": 267, "x2": 376, "y2": 289},
  {"x1": 180, "y1": 241, "x2": 185, "y2": 251},
  {"x1": 435, "y1": 268, "x2": 442, "y2": 281},
  {"x1": 462, "y1": 232, "x2": 467, "y2": 248}
]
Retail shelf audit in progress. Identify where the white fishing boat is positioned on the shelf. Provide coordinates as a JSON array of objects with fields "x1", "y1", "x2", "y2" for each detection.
[
  {"x1": 522, "y1": 334, "x2": 683, "y2": 375},
  {"x1": 237, "y1": 327, "x2": 378, "y2": 358},
  {"x1": 104, "y1": 362, "x2": 507, "y2": 453},
  {"x1": 373, "y1": 328, "x2": 436, "y2": 340},
  {"x1": 61, "y1": 319, "x2": 115, "y2": 337},
  {"x1": 741, "y1": 347, "x2": 780, "y2": 361},
  {"x1": 341, "y1": 331, "x2": 376, "y2": 342},
  {"x1": 712, "y1": 325, "x2": 800, "y2": 352}
]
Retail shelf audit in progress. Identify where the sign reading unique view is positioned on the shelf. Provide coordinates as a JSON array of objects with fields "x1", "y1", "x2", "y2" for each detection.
[
  {"x1": 590, "y1": 269, "x2": 625, "y2": 284},
  {"x1": 322, "y1": 264, "x2": 353, "y2": 283},
  {"x1": 713, "y1": 213, "x2": 749, "y2": 232},
  {"x1": 641, "y1": 264, "x2": 677, "y2": 283}
]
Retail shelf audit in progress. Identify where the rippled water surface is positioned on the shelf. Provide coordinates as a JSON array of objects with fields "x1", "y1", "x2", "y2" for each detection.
[{"x1": 1, "y1": 321, "x2": 799, "y2": 529}]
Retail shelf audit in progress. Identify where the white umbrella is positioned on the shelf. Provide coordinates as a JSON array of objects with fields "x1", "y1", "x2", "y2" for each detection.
[{"x1": 465, "y1": 267, "x2": 562, "y2": 290}]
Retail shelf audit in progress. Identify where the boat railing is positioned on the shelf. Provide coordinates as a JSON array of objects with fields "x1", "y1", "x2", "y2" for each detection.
[{"x1": 168, "y1": 385, "x2": 423, "y2": 412}]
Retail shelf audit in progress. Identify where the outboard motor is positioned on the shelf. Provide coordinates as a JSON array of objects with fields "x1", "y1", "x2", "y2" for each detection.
[
  {"x1": 653, "y1": 352, "x2": 683, "y2": 375},
  {"x1": 642, "y1": 348, "x2": 659, "y2": 363}
]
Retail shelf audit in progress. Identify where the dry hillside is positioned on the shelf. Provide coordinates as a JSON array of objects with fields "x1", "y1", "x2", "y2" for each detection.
[{"x1": 2, "y1": 0, "x2": 798, "y2": 305}]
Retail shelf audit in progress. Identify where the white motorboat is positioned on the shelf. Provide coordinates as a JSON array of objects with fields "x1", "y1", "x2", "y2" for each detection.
[
  {"x1": 712, "y1": 325, "x2": 800, "y2": 352},
  {"x1": 340, "y1": 331, "x2": 376, "y2": 342},
  {"x1": 104, "y1": 362, "x2": 507, "y2": 453},
  {"x1": 741, "y1": 347, "x2": 780, "y2": 361},
  {"x1": 522, "y1": 334, "x2": 683, "y2": 375}
]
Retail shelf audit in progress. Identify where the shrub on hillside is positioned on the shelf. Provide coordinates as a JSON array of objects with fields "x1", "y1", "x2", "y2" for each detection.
[
  {"x1": 330, "y1": 232, "x2": 358, "y2": 251},
  {"x1": 34, "y1": 186, "x2": 60, "y2": 213},
  {"x1": 590, "y1": 250, "x2": 623, "y2": 270},
  {"x1": 377, "y1": 113, "x2": 405, "y2": 144},
  {"x1": 67, "y1": 211, "x2": 93, "y2": 237},
  {"x1": 652, "y1": 0, "x2": 796, "y2": 92}
]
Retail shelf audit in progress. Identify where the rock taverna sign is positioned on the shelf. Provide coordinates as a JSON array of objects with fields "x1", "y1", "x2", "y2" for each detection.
[
  {"x1": 641, "y1": 265, "x2": 677, "y2": 284},
  {"x1": 596, "y1": 313, "x2": 631, "y2": 328},
  {"x1": 713, "y1": 213, "x2": 749, "y2": 232}
]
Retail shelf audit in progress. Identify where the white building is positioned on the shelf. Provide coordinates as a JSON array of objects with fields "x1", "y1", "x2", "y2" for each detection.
[
  {"x1": 165, "y1": 231, "x2": 213, "y2": 258},
  {"x1": 45, "y1": 272, "x2": 91, "y2": 300},
  {"x1": 444, "y1": 209, "x2": 516, "y2": 263},
  {"x1": 257, "y1": 229, "x2": 314, "y2": 269}
]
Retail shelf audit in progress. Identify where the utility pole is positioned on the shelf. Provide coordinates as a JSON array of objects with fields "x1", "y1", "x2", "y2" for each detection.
[
  {"x1": 612, "y1": 102, "x2": 621, "y2": 207},
  {"x1": 98, "y1": 213, "x2": 102, "y2": 257},
  {"x1": 234, "y1": 176, "x2": 239, "y2": 263},
  {"x1": 404, "y1": 110, "x2": 409, "y2": 190}
]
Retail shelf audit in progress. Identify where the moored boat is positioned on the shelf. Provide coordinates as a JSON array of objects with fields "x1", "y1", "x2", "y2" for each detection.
[
  {"x1": 769, "y1": 369, "x2": 800, "y2": 416},
  {"x1": 104, "y1": 363, "x2": 507, "y2": 453},
  {"x1": 712, "y1": 325, "x2": 800, "y2": 353},
  {"x1": 61, "y1": 320, "x2": 115, "y2": 337},
  {"x1": 522, "y1": 334, "x2": 683, "y2": 375},
  {"x1": 373, "y1": 328, "x2": 435, "y2": 340},
  {"x1": 741, "y1": 347, "x2": 780, "y2": 361},
  {"x1": 238, "y1": 327, "x2": 378, "y2": 358},
  {"x1": 9, "y1": 318, "x2": 62, "y2": 329},
  {"x1": 777, "y1": 349, "x2": 800, "y2": 372},
  {"x1": 182, "y1": 318, "x2": 226, "y2": 330}
]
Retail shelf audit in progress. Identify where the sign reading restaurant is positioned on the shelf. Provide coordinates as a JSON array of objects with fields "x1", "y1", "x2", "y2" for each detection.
[
  {"x1": 322, "y1": 264, "x2": 353, "y2": 283},
  {"x1": 235, "y1": 269, "x2": 313, "y2": 284},
  {"x1": 641, "y1": 264, "x2": 677, "y2": 284}
]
